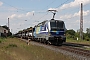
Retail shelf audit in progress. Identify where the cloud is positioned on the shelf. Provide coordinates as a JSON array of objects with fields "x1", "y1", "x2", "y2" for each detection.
[
  {"x1": 10, "y1": 22, "x2": 25, "y2": 33},
  {"x1": 0, "y1": 1, "x2": 3, "y2": 6},
  {"x1": 74, "y1": 10, "x2": 90, "y2": 17},
  {"x1": 10, "y1": 14, "x2": 17, "y2": 19},
  {"x1": 60, "y1": 10, "x2": 90, "y2": 32},
  {"x1": 9, "y1": 11, "x2": 35, "y2": 19},
  {"x1": 48, "y1": 0, "x2": 90, "y2": 11},
  {"x1": 60, "y1": 14, "x2": 72, "y2": 19},
  {"x1": 83, "y1": 10, "x2": 90, "y2": 16},
  {"x1": 59, "y1": 0, "x2": 90, "y2": 10},
  {"x1": 26, "y1": 11, "x2": 35, "y2": 16},
  {"x1": 60, "y1": 10, "x2": 90, "y2": 19}
]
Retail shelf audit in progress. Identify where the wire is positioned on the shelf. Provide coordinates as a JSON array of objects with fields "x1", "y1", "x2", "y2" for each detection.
[
  {"x1": 0, "y1": 0, "x2": 30, "y2": 12},
  {"x1": 30, "y1": 0, "x2": 57, "y2": 21},
  {"x1": 1, "y1": 0, "x2": 57, "y2": 13},
  {"x1": 36, "y1": 0, "x2": 70, "y2": 21},
  {"x1": 42, "y1": 0, "x2": 57, "y2": 10},
  {"x1": 56, "y1": 0, "x2": 70, "y2": 8},
  {"x1": 1, "y1": 0, "x2": 71, "y2": 30},
  {"x1": 37, "y1": 13, "x2": 48, "y2": 20},
  {"x1": 1, "y1": 0, "x2": 68, "y2": 21}
]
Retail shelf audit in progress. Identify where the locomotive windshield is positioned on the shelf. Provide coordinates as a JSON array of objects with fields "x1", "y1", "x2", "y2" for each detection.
[{"x1": 50, "y1": 20, "x2": 64, "y2": 31}]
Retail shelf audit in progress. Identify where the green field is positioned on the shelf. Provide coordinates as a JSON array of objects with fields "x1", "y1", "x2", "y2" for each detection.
[
  {"x1": 66, "y1": 38, "x2": 90, "y2": 45},
  {"x1": 0, "y1": 37, "x2": 73, "y2": 60}
]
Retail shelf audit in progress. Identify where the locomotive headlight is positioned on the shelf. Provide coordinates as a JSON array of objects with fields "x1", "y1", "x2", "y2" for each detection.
[
  {"x1": 49, "y1": 33, "x2": 51, "y2": 36},
  {"x1": 64, "y1": 34, "x2": 66, "y2": 36}
]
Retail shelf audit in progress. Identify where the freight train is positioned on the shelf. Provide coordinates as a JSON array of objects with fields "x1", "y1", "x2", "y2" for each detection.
[{"x1": 15, "y1": 10, "x2": 67, "y2": 45}]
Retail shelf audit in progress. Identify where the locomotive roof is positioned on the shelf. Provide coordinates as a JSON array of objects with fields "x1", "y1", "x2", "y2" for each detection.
[
  {"x1": 36, "y1": 20, "x2": 48, "y2": 26},
  {"x1": 50, "y1": 19, "x2": 64, "y2": 21},
  {"x1": 35, "y1": 19, "x2": 64, "y2": 27}
]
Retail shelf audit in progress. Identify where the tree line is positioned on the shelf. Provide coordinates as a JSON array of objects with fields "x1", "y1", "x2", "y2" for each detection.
[{"x1": 66, "y1": 28, "x2": 90, "y2": 41}]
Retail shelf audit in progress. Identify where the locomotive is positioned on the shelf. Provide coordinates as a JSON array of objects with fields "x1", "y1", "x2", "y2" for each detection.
[
  {"x1": 16, "y1": 10, "x2": 67, "y2": 45},
  {"x1": 33, "y1": 19, "x2": 66, "y2": 45}
]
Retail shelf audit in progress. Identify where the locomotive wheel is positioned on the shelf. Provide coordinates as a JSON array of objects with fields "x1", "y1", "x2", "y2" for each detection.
[{"x1": 43, "y1": 39, "x2": 46, "y2": 44}]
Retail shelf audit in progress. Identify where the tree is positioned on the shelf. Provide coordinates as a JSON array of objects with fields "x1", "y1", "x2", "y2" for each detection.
[
  {"x1": 66, "y1": 29, "x2": 76, "y2": 39},
  {"x1": 86, "y1": 28, "x2": 90, "y2": 38},
  {"x1": 66, "y1": 29, "x2": 75, "y2": 35},
  {"x1": 86, "y1": 28, "x2": 90, "y2": 34},
  {"x1": 2, "y1": 25, "x2": 8, "y2": 30}
]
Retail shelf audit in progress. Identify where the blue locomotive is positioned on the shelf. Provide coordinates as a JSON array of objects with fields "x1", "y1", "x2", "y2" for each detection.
[{"x1": 33, "y1": 19, "x2": 66, "y2": 45}]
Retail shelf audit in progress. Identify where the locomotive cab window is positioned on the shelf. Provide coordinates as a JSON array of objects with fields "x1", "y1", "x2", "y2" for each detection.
[{"x1": 50, "y1": 20, "x2": 64, "y2": 31}]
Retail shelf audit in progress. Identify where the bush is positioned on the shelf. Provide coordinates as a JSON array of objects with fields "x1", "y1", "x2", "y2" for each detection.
[
  {"x1": 86, "y1": 39, "x2": 90, "y2": 41},
  {"x1": 8, "y1": 36, "x2": 14, "y2": 38},
  {"x1": 0, "y1": 37, "x2": 5, "y2": 43},
  {"x1": 6, "y1": 44, "x2": 17, "y2": 48},
  {"x1": 9, "y1": 44, "x2": 17, "y2": 47},
  {"x1": 84, "y1": 36, "x2": 90, "y2": 41}
]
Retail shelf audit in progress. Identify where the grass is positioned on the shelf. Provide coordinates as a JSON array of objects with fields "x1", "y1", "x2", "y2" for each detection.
[
  {"x1": 0, "y1": 37, "x2": 6, "y2": 43},
  {"x1": 66, "y1": 38, "x2": 90, "y2": 50},
  {"x1": 0, "y1": 37, "x2": 74, "y2": 60},
  {"x1": 66, "y1": 38, "x2": 90, "y2": 45}
]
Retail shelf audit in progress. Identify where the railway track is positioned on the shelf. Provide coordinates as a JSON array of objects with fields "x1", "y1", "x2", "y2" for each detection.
[
  {"x1": 53, "y1": 42, "x2": 90, "y2": 58},
  {"x1": 55, "y1": 46, "x2": 90, "y2": 57},
  {"x1": 46, "y1": 44, "x2": 90, "y2": 60},
  {"x1": 63, "y1": 42, "x2": 90, "y2": 47},
  {"x1": 20, "y1": 38, "x2": 90, "y2": 60}
]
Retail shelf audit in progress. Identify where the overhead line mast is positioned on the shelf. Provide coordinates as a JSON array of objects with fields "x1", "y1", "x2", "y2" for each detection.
[{"x1": 80, "y1": 3, "x2": 83, "y2": 40}]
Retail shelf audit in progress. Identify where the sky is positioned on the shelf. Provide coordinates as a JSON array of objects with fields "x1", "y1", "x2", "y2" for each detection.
[{"x1": 0, "y1": 0, "x2": 90, "y2": 34}]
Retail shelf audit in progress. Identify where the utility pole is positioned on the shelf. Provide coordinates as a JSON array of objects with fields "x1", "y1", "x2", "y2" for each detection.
[
  {"x1": 8, "y1": 18, "x2": 10, "y2": 33},
  {"x1": 80, "y1": 3, "x2": 83, "y2": 40}
]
